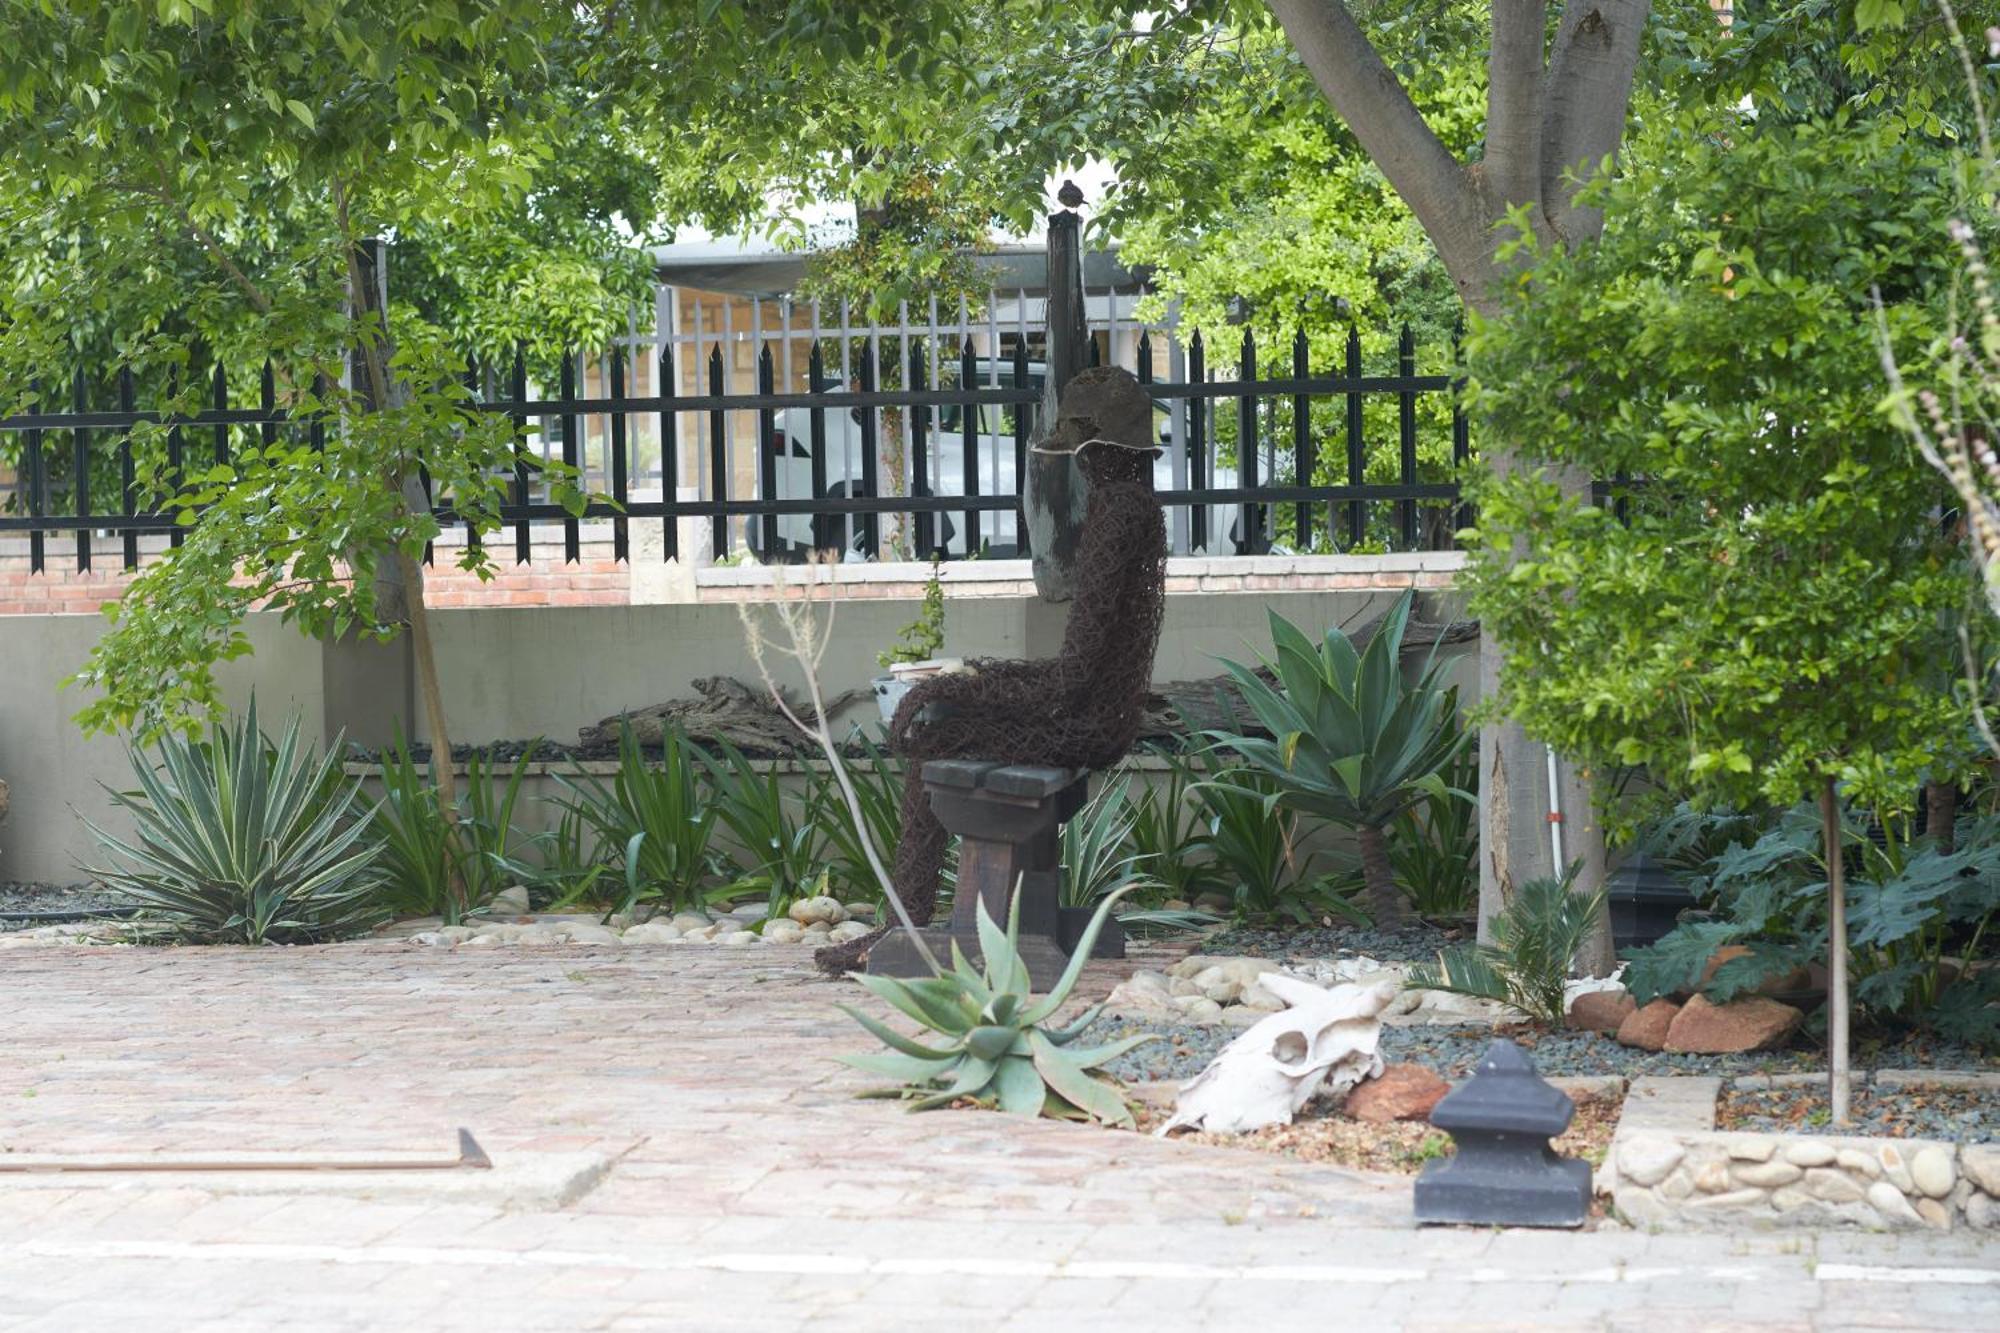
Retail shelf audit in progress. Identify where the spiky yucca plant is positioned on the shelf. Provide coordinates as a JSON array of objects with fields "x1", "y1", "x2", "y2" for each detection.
[
  {"x1": 840, "y1": 891, "x2": 1155, "y2": 1126},
  {"x1": 1405, "y1": 875, "x2": 1607, "y2": 1024},
  {"x1": 83, "y1": 701, "x2": 386, "y2": 944}
]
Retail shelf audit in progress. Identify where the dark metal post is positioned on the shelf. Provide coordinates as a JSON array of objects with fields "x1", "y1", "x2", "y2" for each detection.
[
  {"x1": 1292, "y1": 328, "x2": 1312, "y2": 549},
  {"x1": 72, "y1": 367, "x2": 90, "y2": 571},
  {"x1": 118, "y1": 367, "x2": 137, "y2": 569},
  {"x1": 708, "y1": 344, "x2": 728, "y2": 560},
  {"x1": 1237, "y1": 328, "x2": 1258, "y2": 555},
  {"x1": 1345, "y1": 326, "x2": 1365, "y2": 548},
  {"x1": 757, "y1": 343, "x2": 778, "y2": 558},
  {"x1": 610, "y1": 348, "x2": 629, "y2": 563},
  {"x1": 1399, "y1": 325, "x2": 1418, "y2": 549},
  {"x1": 559, "y1": 351, "x2": 580, "y2": 564},
  {"x1": 1027, "y1": 203, "x2": 1090, "y2": 601},
  {"x1": 659, "y1": 344, "x2": 679, "y2": 562},
  {"x1": 510, "y1": 350, "x2": 531, "y2": 564}
]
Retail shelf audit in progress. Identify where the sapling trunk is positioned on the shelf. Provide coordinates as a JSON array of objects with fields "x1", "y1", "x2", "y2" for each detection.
[
  {"x1": 1356, "y1": 821, "x2": 1405, "y2": 928},
  {"x1": 1819, "y1": 776, "x2": 1851, "y2": 1127}
]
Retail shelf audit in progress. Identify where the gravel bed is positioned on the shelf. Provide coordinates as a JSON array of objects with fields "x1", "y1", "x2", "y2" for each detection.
[
  {"x1": 0, "y1": 881, "x2": 137, "y2": 931},
  {"x1": 1082, "y1": 1011, "x2": 1995, "y2": 1087},
  {"x1": 1720, "y1": 1083, "x2": 1999, "y2": 1143},
  {"x1": 1196, "y1": 920, "x2": 1466, "y2": 965}
]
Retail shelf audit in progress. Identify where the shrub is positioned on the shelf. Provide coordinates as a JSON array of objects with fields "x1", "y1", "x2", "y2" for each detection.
[
  {"x1": 708, "y1": 742, "x2": 826, "y2": 918},
  {"x1": 83, "y1": 703, "x2": 385, "y2": 944},
  {"x1": 1405, "y1": 875, "x2": 1606, "y2": 1024},
  {"x1": 552, "y1": 720, "x2": 722, "y2": 918},
  {"x1": 817, "y1": 733, "x2": 905, "y2": 905},
  {"x1": 1188, "y1": 764, "x2": 1366, "y2": 926},
  {"x1": 1387, "y1": 737, "x2": 1478, "y2": 918},
  {"x1": 369, "y1": 731, "x2": 536, "y2": 924}
]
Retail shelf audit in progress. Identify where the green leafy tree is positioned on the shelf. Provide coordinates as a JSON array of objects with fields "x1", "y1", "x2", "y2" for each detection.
[{"x1": 1460, "y1": 108, "x2": 1974, "y2": 1122}]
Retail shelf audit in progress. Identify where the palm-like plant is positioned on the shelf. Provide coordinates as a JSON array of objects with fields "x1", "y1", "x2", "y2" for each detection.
[
  {"x1": 83, "y1": 702, "x2": 386, "y2": 944},
  {"x1": 1207, "y1": 593, "x2": 1469, "y2": 928},
  {"x1": 1405, "y1": 874, "x2": 1606, "y2": 1025},
  {"x1": 552, "y1": 720, "x2": 721, "y2": 919},
  {"x1": 708, "y1": 741, "x2": 825, "y2": 917}
]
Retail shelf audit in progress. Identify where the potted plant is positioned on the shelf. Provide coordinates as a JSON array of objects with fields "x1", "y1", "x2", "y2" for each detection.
[{"x1": 873, "y1": 558, "x2": 950, "y2": 724}]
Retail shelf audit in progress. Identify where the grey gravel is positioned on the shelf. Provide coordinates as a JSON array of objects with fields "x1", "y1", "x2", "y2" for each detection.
[
  {"x1": 1082, "y1": 1011, "x2": 1996, "y2": 1087},
  {"x1": 1196, "y1": 921, "x2": 1464, "y2": 965},
  {"x1": 0, "y1": 881, "x2": 137, "y2": 931},
  {"x1": 1722, "y1": 1082, "x2": 1998, "y2": 1143}
]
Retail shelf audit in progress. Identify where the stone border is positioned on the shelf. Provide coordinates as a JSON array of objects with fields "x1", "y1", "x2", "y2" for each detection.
[{"x1": 1605, "y1": 1073, "x2": 1998, "y2": 1232}]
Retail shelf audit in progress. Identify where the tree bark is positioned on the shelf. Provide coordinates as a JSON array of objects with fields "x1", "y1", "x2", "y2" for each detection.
[
  {"x1": 1356, "y1": 821, "x2": 1406, "y2": 929},
  {"x1": 1819, "y1": 776, "x2": 1852, "y2": 1127},
  {"x1": 1925, "y1": 779, "x2": 1958, "y2": 853}
]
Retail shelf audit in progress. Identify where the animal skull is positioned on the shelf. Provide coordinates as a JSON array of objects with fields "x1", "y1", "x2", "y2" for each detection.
[{"x1": 1159, "y1": 976, "x2": 1397, "y2": 1135}]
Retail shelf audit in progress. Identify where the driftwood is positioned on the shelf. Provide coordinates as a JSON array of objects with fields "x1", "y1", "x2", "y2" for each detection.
[{"x1": 578, "y1": 676, "x2": 866, "y2": 758}]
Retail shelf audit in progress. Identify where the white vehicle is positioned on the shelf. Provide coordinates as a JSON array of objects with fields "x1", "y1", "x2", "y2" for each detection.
[{"x1": 746, "y1": 360, "x2": 1241, "y2": 559}]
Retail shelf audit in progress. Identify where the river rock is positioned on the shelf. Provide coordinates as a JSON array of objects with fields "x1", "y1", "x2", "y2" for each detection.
[
  {"x1": 1171, "y1": 995, "x2": 1224, "y2": 1022},
  {"x1": 787, "y1": 896, "x2": 849, "y2": 926},
  {"x1": 1785, "y1": 1141, "x2": 1837, "y2": 1168},
  {"x1": 1615, "y1": 999, "x2": 1681, "y2": 1051},
  {"x1": 1662, "y1": 994, "x2": 1802, "y2": 1054},
  {"x1": 760, "y1": 920, "x2": 806, "y2": 944},
  {"x1": 1805, "y1": 1169, "x2": 1866, "y2": 1204},
  {"x1": 1836, "y1": 1148, "x2": 1883, "y2": 1180},
  {"x1": 1867, "y1": 1180, "x2": 1924, "y2": 1228},
  {"x1": 1616, "y1": 1135, "x2": 1685, "y2": 1188},
  {"x1": 1343, "y1": 1064, "x2": 1450, "y2": 1124},
  {"x1": 1568, "y1": 989, "x2": 1637, "y2": 1035},
  {"x1": 1961, "y1": 1145, "x2": 2000, "y2": 1195},
  {"x1": 828, "y1": 920, "x2": 873, "y2": 944},
  {"x1": 720, "y1": 930, "x2": 758, "y2": 946},
  {"x1": 1911, "y1": 1146, "x2": 1955, "y2": 1199},
  {"x1": 490, "y1": 885, "x2": 531, "y2": 915},
  {"x1": 670, "y1": 913, "x2": 713, "y2": 934},
  {"x1": 1878, "y1": 1143, "x2": 1915, "y2": 1194},
  {"x1": 1968, "y1": 1192, "x2": 1999, "y2": 1230}
]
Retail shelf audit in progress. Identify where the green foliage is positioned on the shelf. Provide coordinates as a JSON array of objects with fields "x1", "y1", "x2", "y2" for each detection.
[
  {"x1": 1462, "y1": 110, "x2": 1971, "y2": 815},
  {"x1": 552, "y1": 722, "x2": 722, "y2": 920},
  {"x1": 369, "y1": 732, "x2": 536, "y2": 925},
  {"x1": 818, "y1": 734, "x2": 906, "y2": 906},
  {"x1": 1624, "y1": 802, "x2": 2000, "y2": 1045},
  {"x1": 1406, "y1": 876, "x2": 1608, "y2": 1025},
  {"x1": 1204, "y1": 594, "x2": 1468, "y2": 925},
  {"x1": 840, "y1": 891, "x2": 1153, "y2": 1126},
  {"x1": 878, "y1": 561, "x2": 947, "y2": 669},
  {"x1": 82, "y1": 702, "x2": 384, "y2": 945},
  {"x1": 707, "y1": 742, "x2": 826, "y2": 918},
  {"x1": 1387, "y1": 738, "x2": 1479, "y2": 918},
  {"x1": 1058, "y1": 781, "x2": 1161, "y2": 911},
  {"x1": 1186, "y1": 766, "x2": 1364, "y2": 926},
  {"x1": 1125, "y1": 748, "x2": 1222, "y2": 905}
]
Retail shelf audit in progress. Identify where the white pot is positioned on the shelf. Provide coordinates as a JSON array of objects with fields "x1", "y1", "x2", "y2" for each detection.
[{"x1": 874, "y1": 659, "x2": 954, "y2": 725}]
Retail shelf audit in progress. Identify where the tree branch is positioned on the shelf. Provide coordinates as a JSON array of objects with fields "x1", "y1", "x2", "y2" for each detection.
[
  {"x1": 1540, "y1": 0, "x2": 1651, "y2": 245},
  {"x1": 1486, "y1": 0, "x2": 1550, "y2": 222},
  {"x1": 150, "y1": 162, "x2": 273, "y2": 316},
  {"x1": 1264, "y1": 0, "x2": 1493, "y2": 298}
]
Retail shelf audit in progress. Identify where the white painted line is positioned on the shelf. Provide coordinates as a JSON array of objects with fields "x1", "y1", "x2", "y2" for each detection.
[
  {"x1": 1816, "y1": 1265, "x2": 2000, "y2": 1286},
  {"x1": 10, "y1": 1240, "x2": 1990, "y2": 1290}
]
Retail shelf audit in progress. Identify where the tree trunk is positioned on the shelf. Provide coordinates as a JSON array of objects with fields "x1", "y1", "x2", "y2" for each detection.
[
  {"x1": 1819, "y1": 775, "x2": 1851, "y2": 1127},
  {"x1": 1925, "y1": 779, "x2": 1957, "y2": 853},
  {"x1": 1027, "y1": 207, "x2": 1090, "y2": 602},
  {"x1": 1356, "y1": 821, "x2": 1406, "y2": 928}
]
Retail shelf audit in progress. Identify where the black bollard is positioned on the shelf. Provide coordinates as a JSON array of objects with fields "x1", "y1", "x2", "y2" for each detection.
[{"x1": 1414, "y1": 1039, "x2": 1592, "y2": 1228}]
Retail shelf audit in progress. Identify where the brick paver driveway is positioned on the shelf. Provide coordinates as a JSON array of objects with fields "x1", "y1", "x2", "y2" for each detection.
[{"x1": 0, "y1": 943, "x2": 1993, "y2": 1331}]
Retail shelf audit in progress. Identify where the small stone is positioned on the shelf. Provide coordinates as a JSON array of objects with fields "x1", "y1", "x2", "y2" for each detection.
[
  {"x1": 1868, "y1": 1180, "x2": 1924, "y2": 1228},
  {"x1": 1567, "y1": 990, "x2": 1637, "y2": 1035},
  {"x1": 760, "y1": 920, "x2": 806, "y2": 945},
  {"x1": 564, "y1": 924, "x2": 624, "y2": 945},
  {"x1": 828, "y1": 920, "x2": 872, "y2": 944},
  {"x1": 1785, "y1": 1141, "x2": 1837, "y2": 1168},
  {"x1": 1836, "y1": 1148, "x2": 1883, "y2": 1181},
  {"x1": 1342, "y1": 1064, "x2": 1450, "y2": 1124},
  {"x1": 670, "y1": 913, "x2": 712, "y2": 933},
  {"x1": 1616, "y1": 1136, "x2": 1685, "y2": 1188},
  {"x1": 435, "y1": 925, "x2": 478, "y2": 943},
  {"x1": 1687, "y1": 1188, "x2": 1768, "y2": 1211},
  {"x1": 720, "y1": 930, "x2": 757, "y2": 947},
  {"x1": 461, "y1": 934, "x2": 502, "y2": 948},
  {"x1": 1911, "y1": 1146, "x2": 1955, "y2": 1200},
  {"x1": 621, "y1": 923, "x2": 682, "y2": 944},
  {"x1": 787, "y1": 895, "x2": 849, "y2": 926},
  {"x1": 1662, "y1": 994, "x2": 1802, "y2": 1054},
  {"x1": 1878, "y1": 1144, "x2": 1915, "y2": 1194},
  {"x1": 1733, "y1": 1159, "x2": 1803, "y2": 1188},
  {"x1": 1770, "y1": 1185, "x2": 1810, "y2": 1212},
  {"x1": 1693, "y1": 1159, "x2": 1732, "y2": 1194},
  {"x1": 489, "y1": 886, "x2": 531, "y2": 915},
  {"x1": 1615, "y1": 999, "x2": 1681, "y2": 1052},
  {"x1": 1967, "y1": 1192, "x2": 1999, "y2": 1230},
  {"x1": 1962, "y1": 1146, "x2": 2000, "y2": 1195},
  {"x1": 1171, "y1": 995, "x2": 1223, "y2": 1021},
  {"x1": 1805, "y1": 1169, "x2": 1866, "y2": 1204},
  {"x1": 840, "y1": 902, "x2": 875, "y2": 920},
  {"x1": 407, "y1": 931, "x2": 454, "y2": 948},
  {"x1": 1169, "y1": 976, "x2": 1203, "y2": 998},
  {"x1": 802, "y1": 921, "x2": 833, "y2": 937},
  {"x1": 1238, "y1": 982, "x2": 1286, "y2": 1013},
  {"x1": 1915, "y1": 1198, "x2": 1952, "y2": 1231},
  {"x1": 1659, "y1": 1170, "x2": 1695, "y2": 1201},
  {"x1": 1725, "y1": 1137, "x2": 1776, "y2": 1163},
  {"x1": 1217, "y1": 1005, "x2": 1264, "y2": 1029}
]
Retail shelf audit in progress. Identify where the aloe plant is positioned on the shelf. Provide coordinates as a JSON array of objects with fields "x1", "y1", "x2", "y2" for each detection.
[
  {"x1": 1207, "y1": 592, "x2": 1469, "y2": 928},
  {"x1": 551, "y1": 719, "x2": 721, "y2": 918},
  {"x1": 82, "y1": 701, "x2": 386, "y2": 944},
  {"x1": 840, "y1": 891, "x2": 1155, "y2": 1126}
]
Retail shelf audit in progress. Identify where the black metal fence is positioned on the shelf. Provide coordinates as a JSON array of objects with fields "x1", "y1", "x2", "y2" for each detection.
[{"x1": 0, "y1": 322, "x2": 1469, "y2": 575}]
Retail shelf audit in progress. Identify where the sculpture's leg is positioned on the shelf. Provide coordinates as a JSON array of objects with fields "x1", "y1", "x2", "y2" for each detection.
[{"x1": 813, "y1": 766, "x2": 950, "y2": 976}]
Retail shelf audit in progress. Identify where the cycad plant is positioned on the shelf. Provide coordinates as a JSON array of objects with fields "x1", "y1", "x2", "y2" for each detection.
[
  {"x1": 1405, "y1": 874, "x2": 1606, "y2": 1024},
  {"x1": 552, "y1": 719, "x2": 721, "y2": 919},
  {"x1": 1187, "y1": 765, "x2": 1365, "y2": 925},
  {"x1": 83, "y1": 702, "x2": 386, "y2": 944},
  {"x1": 840, "y1": 890, "x2": 1155, "y2": 1125},
  {"x1": 1207, "y1": 593, "x2": 1469, "y2": 928}
]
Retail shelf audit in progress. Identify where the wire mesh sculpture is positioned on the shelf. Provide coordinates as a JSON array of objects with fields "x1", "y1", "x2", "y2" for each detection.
[{"x1": 815, "y1": 366, "x2": 1169, "y2": 975}]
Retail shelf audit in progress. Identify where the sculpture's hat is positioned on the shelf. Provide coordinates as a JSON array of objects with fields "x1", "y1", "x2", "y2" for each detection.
[{"x1": 1029, "y1": 366, "x2": 1163, "y2": 456}]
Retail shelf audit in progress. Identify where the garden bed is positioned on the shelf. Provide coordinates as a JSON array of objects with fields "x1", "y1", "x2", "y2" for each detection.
[
  {"x1": 1194, "y1": 920, "x2": 1465, "y2": 966},
  {"x1": 1720, "y1": 1080, "x2": 1999, "y2": 1143}
]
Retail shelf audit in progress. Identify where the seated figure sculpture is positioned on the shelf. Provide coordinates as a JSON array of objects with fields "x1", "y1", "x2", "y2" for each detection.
[{"x1": 814, "y1": 366, "x2": 1168, "y2": 975}]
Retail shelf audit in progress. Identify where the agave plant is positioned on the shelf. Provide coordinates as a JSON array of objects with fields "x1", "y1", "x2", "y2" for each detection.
[
  {"x1": 1207, "y1": 592, "x2": 1469, "y2": 928},
  {"x1": 1405, "y1": 874, "x2": 1606, "y2": 1024},
  {"x1": 839, "y1": 891, "x2": 1155, "y2": 1126},
  {"x1": 83, "y1": 701, "x2": 386, "y2": 944}
]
